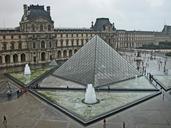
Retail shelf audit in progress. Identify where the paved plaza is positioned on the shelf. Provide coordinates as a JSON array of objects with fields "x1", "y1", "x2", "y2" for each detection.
[
  {"x1": 0, "y1": 51, "x2": 171, "y2": 128},
  {"x1": 0, "y1": 86, "x2": 171, "y2": 128}
]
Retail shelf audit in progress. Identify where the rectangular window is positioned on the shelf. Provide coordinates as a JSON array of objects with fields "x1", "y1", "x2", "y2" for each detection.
[
  {"x1": 18, "y1": 42, "x2": 22, "y2": 49},
  {"x1": 33, "y1": 57, "x2": 36, "y2": 62},
  {"x1": 3, "y1": 43, "x2": 7, "y2": 50},
  {"x1": 10, "y1": 43, "x2": 14, "y2": 50},
  {"x1": 33, "y1": 42, "x2": 36, "y2": 49}
]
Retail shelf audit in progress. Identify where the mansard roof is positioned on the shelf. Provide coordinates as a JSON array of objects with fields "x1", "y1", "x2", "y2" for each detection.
[
  {"x1": 54, "y1": 28, "x2": 93, "y2": 32},
  {"x1": 21, "y1": 5, "x2": 53, "y2": 23},
  {"x1": 162, "y1": 25, "x2": 171, "y2": 34},
  {"x1": 93, "y1": 18, "x2": 115, "y2": 31}
]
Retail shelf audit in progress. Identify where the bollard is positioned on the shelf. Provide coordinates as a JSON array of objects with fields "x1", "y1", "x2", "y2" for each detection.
[{"x1": 123, "y1": 121, "x2": 125, "y2": 128}]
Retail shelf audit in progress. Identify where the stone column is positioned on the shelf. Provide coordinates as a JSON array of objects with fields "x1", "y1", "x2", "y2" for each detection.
[
  {"x1": 18, "y1": 54, "x2": 21, "y2": 63},
  {"x1": 72, "y1": 49, "x2": 74, "y2": 55},
  {"x1": 25, "y1": 53, "x2": 28, "y2": 62},
  {"x1": 37, "y1": 51, "x2": 41, "y2": 62},
  {"x1": 61, "y1": 50, "x2": 64, "y2": 58},
  {"x1": 2, "y1": 55, "x2": 5, "y2": 64},
  {"x1": 66, "y1": 50, "x2": 69, "y2": 58},
  {"x1": 10, "y1": 54, "x2": 13, "y2": 63}
]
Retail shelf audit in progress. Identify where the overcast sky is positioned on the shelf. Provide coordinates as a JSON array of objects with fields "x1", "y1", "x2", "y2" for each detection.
[{"x1": 0, "y1": 0, "x2": 170, "y2": 31}]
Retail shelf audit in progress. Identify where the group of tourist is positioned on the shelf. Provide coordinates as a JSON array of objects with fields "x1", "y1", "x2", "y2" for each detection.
[{"x1": 6, "y1": 85, "x2": 27, "y2": 99}]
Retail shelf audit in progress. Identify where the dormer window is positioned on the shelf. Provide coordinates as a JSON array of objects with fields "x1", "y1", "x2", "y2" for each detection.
[
  {"x1": 48, "y1": 25, "x2": 51, "y2": 31},
  {"x1": 33, "y1": 42, "x2": 36, "y2": 49},
  {"x1": 40, "y1": 24, "x2": 43, "y2": 31},
  {"x1": 27, "y1": 11, "x2": 30, "y2": 16},
  {"x1": 32, "y1": 24, "x2": 35, "y2": 31},
  {"x1": 41, "y1": 41, "x2": 45, "y2": 48},
  {"x1": 18, "y1": 42, "x2": 22, "y2": 49}
]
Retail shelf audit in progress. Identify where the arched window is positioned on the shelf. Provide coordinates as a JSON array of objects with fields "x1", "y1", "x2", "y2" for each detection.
[
  {"x1": 69, "y1": 50, "x2": 72, "y2": 57},
  {"x1": 18, "y1": 42, "x2": 22, "y2": 49},
  {"x1": 33, "y1": 42, "x2": 36, "y2": 49},
  {"x1": 57, "y1": 51, "x2": 61, "y2": 58},
  {"x1": 81, "y1": 39, "x2": 84, "y2": 46},
  {"x1": 40, "y1": 24, "x2": 43, "y2": 31},
  {"x1": 33, "y1": 57, "x2": 36, "y2": 63},
  {"x1": 49, "y1": 41, "x2": 52, "y2": 48},
  {"x1": 76, "y1": 39, "x2": 79, "y2": 46},
  {"x1": 48, "y1": 25, "x2": 51, "y2": 31},
  {"x1": 63, "y1": 50, "x2": 67, "y2": 58},
  {"x1": 13, "y1": 54, "x2": 18, "y2": 63},
  {"x1": 74, "y1": 49, "x2": 77, "y2": 53},
  {"x1": 50, "y1": 55, "x2": 53, "y2": 60},
  {"x1": 5, "y1": 55, "x2": 10, "y2": 64},
  {"x1": 41, "y1": 41, "x2": 45, "y2": 49},
  {"x1": 0, "y1": 56, "x2": 2, "y2": 64},
  {"x1": 21, "y1": 53, "x2": 26, "y2": 62},
  {"x1": 108, "y1": 39, "x2": 111, "y2": 44},
  {"x1": 41, "y1": 52, "x2": 46, "y2": 61}
]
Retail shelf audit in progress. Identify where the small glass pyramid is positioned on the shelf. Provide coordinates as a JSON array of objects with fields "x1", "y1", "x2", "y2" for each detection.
[{"x1": 49, "y1": 60, "x2": 58, "y2": 66}]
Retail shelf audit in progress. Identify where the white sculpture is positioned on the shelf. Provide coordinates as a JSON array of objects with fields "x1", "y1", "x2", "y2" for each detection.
[
  {"x1": 85, "y1": 84, "x2": 97, "y2": 104},
  {"x1": 24, "y1": 64, "x2": 31, "y2": 75}
]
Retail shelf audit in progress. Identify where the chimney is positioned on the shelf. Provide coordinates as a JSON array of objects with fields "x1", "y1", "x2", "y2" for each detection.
[
  {"x1": 23, "y1": 4, "x2": 28, "y2": 15},
  {"x1": 47, "y1": 6, "x2": 50, "y2": 15},
  {"x1": 91, "y1": 21, "x2": 94, "y2": 29},
  {"x1": 112, "y1": 22, "x2": 116, "y2": 31}
]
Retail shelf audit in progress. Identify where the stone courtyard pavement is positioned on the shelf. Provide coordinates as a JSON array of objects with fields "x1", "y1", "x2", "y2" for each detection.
[
  {"x1": 0, "y1": 51, "x2": 171, "y2": 128},
  {"x1": 0, "y1": 89, "x2": 171, "y2": 128}
]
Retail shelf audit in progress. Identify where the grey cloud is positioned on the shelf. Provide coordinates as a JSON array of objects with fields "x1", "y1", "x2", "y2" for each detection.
[{"x1": 0, "y1": 0, "x2": 170, "y2": 31}]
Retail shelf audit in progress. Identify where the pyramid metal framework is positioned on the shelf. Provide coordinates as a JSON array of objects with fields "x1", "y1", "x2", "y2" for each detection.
[{"x1": 53, "y1": 35, "x2": 142, "y2": 87}]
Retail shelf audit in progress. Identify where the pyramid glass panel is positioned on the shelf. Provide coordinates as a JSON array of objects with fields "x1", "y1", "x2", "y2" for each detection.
[
  {"x1": 154, "y1": 75, "x2": 171, "y2": 90},
  {"x1": 53, "y1": 35, "x2": 142, "y2": 87}
]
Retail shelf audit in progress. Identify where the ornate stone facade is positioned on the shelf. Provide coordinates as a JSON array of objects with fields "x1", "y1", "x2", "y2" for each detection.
[{"x1": 0, "y1": 4, "x2": 171, "y2": 68}]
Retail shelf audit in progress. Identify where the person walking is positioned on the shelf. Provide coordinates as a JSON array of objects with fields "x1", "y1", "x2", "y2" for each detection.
[
  {"x1": 103, "y1": 119, "x2": 106, "y2": 128},
  {"x1": 3, "y1": 115, "x2": 7, "y2": 128}
]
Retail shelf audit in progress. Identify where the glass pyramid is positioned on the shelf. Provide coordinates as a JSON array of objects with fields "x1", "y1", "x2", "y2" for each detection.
[
  {"x1": 49, "y1": 60, "x2": 58, "y2": 66},
  {"x1": 53, "y1": 35, "x2": 142, "y2": 87}
]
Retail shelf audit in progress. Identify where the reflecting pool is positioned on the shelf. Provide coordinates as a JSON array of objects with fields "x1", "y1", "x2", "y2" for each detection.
[
  {"x1": 10, "y1": 67, "x2": 52, "y2": 85},
  {"x1": 37, "y1": 89, "x2": 158, "y2": 123}
]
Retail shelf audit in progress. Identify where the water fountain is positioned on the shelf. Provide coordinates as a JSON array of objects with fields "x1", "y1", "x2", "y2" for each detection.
[
  {"x1": 24, "y1": 64, "x2": 31, "y2": 84},
  {"x1": 24, "y1": 64, "x2": 31, "y2": 75},
  {"x1": 135, "y1": 75, "x2": 137, "y2": 79},
  {"x1": 84, "y1": 84, "x2": 97, "y2": 104}
]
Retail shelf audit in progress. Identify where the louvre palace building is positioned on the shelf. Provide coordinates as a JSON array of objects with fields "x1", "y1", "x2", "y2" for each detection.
[{"x1": 0, "y1": 4, "x2": 171, "y2": 68}]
